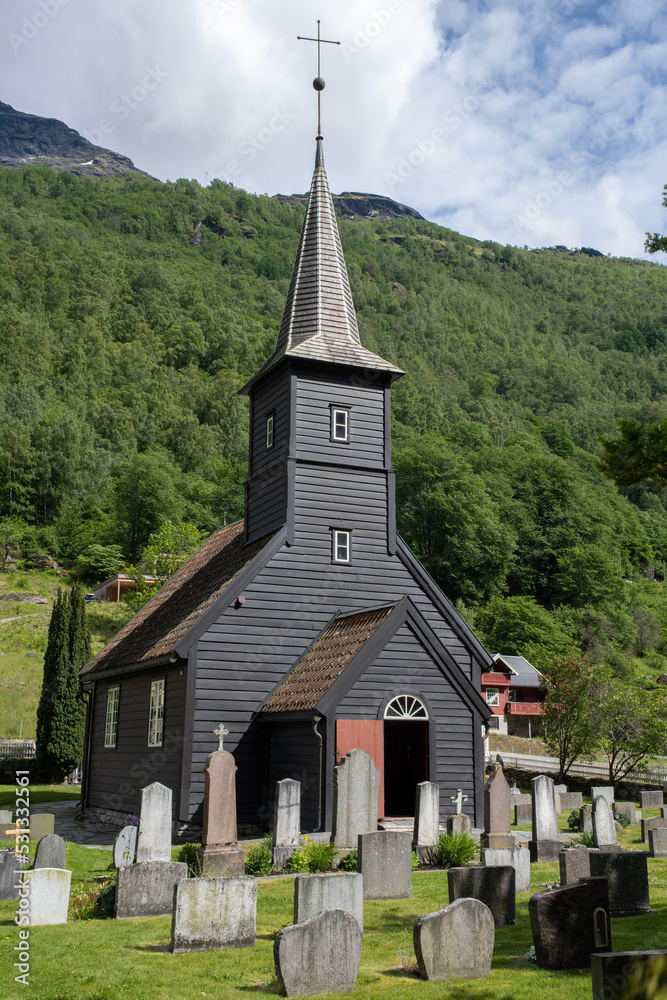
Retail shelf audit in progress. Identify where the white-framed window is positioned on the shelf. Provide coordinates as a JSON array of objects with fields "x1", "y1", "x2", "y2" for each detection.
[
  {"x1": 384, "y1": 695, "x2": 428, "y2": 720},
  {"x1": 485, "y1": 687, "x2": 500, "y2": 707},
  {"x1": 105, "y1": 687, "x2": 119, "y2": 748},
  {"x1": 331, "y1": 407, "x2": 349, "y2": 442},
  {"x1": 266, "y1": 413, "x2": 274, "y2": 449},
  {"x1": 148, "y1": 679, "x2": 165, "y2": 747},
  {"x1": 332, "y1": 529, "x2": 350, "y2": 563}
]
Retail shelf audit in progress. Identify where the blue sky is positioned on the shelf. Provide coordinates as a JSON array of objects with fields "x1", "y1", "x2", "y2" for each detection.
[{"x1": 1, "y1": 0, "x2": 666, "y2": 257}]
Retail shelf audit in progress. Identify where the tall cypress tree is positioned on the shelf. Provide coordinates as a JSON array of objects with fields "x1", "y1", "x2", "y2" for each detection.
[{"x1": 36, "y1": 586, "x2": 89, "y2": 782}]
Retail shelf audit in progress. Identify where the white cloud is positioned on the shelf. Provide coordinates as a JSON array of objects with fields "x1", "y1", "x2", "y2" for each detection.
[{"x1": 0, "y1": 0, "x2": 665, "y2": 257}]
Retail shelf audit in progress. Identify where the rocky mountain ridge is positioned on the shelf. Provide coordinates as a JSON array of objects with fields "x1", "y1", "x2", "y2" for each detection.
[{"x1": 0, "y1": 100, "x2": 152, "y2": 179}]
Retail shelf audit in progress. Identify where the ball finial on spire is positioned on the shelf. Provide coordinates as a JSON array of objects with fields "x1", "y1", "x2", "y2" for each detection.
[{"x1": 313, "y1": 77, "x2": 325, "y2": 91}]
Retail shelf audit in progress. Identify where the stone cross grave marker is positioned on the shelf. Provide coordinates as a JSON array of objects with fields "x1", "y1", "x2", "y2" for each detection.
[
  {"x1": 196, "y1": 726, "x2": 245, "y2": 875},
  {"x1": 273, "y1": 779, "x2": 300, "y2": 870},
  {"x1": 331, "y1": 749, "x2": 380, "y2": 849}
]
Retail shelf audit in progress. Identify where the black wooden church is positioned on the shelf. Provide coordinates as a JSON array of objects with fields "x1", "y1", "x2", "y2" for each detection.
[{"x1": 80, "y1": 136, "x2": 492, "y2": 834}]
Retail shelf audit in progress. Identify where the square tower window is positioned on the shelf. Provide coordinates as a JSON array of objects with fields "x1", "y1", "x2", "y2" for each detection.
[
  {"x1": 266, "y1": 413, "x2": 274, "y2": 449},
  {"x1": 148, "y1": 679, "x2": 165, "y2": 747},
  {"x1": 332, "y1": 529, "x2": 351, "y2": 563},
  {"x1": 105, "y1": 686, "x2": 119, "y2": 748},
  {"x1": 331, "y1": 407, "x2": 350, "y2": 442}
]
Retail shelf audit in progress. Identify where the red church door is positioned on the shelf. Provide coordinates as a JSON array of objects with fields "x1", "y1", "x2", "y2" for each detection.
[{"x1": 336, "y1": 719, "x2": 385, "y2": 819}]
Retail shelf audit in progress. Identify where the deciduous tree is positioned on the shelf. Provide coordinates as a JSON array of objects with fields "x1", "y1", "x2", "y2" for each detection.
[{"x1": 541, "y1": 656, "x2": 598, "y2": 780}]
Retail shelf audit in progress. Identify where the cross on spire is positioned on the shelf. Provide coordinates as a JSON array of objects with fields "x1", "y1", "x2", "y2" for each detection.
[
  {"x1": 297, "y1": 20, "x2": 340, "y2": 138},
  {"x1": 213, "y1": 723, "x2": 229, "y2": 751}
]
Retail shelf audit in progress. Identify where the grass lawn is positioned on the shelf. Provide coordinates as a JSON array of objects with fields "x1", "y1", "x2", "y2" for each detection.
[
  {"x1": 1, "y1": 852, "x2": 667, "y2": 1000},
  {"x1": 0, "y1": 785, "x2": 82, "y2": 808}
]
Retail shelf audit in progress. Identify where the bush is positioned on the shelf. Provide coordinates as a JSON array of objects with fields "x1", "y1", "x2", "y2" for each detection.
[
  {"x1": 567, "y1": 809, "x2": 581, "y2": 831},
  {"x1": 574, "y1": 831, "x2": 595, "y2": 847},
  {"x1": 307, "y1": 841, "x2": 337, "y2": 873},
  {"x1": 615, "y1": 811, "x2": 630, "y2": 828},
  {"x1": 176, "y1": 842, "x2": 201, "y2": 875},
  {"x1": 337, "y1": 850, "x2": 358, "y2": 872},
  {"x1": 411, "y1": 851, "x2": 420, "y2": 870},
  {"x1": 245, "y1": 836, "x2": 274, "y2": 876},
  {"x1": 437, "y1": 832, "x2": 478, "y2": 868},
  {"x1": 69, "y1": 873, "x2": 116, "y2": 920},
  {"x1": 285, "y1": 846, "x2": 310, "y2": 874}
]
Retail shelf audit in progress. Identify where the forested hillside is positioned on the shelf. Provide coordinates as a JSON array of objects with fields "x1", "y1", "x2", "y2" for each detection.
[{"x1": 2, "y1": 164, "x2": 667, "y2": 676}]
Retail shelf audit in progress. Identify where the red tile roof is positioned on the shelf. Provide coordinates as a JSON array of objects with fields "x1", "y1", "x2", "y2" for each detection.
[
  {"x1": 81, "y1": 521, "x2": 269, "y2": 676},
  {"x1": 261, "y1": 604, "x2": 395, "y2": 713}
]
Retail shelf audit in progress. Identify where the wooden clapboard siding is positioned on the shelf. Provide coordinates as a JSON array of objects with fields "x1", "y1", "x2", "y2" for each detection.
[
  {"x1": 86, "y1": 665, "x2": 185, "y2": 819},
  {"x1": 266, "y1": 722, "x2": 321, "y2": 833},
  {"x1": 246, "y1": 466, "x2": 287, "y2": 543},
  {"x1": 249, "y1": 370, "x2": 290, "y2": 477},
  {"x1": 337, "y1": 623, "x2": 476, "y2": 825},
  {"x1": 295, "y1": 374, "x2": 385, "y2": 468}
]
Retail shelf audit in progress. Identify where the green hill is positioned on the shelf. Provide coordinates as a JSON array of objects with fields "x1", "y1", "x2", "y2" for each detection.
[{"x1": 2, "y1": 164, "x2": 667, "y2": 686}]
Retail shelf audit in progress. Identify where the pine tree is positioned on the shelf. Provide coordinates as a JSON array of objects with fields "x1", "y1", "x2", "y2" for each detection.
[{"x1": 35, "y1": 586, "x2": 89, "y2": 782}]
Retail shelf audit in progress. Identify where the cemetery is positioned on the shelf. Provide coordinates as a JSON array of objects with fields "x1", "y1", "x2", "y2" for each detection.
[{"x1": 2, "y1": 764, "x2": 667, "y2": 999}]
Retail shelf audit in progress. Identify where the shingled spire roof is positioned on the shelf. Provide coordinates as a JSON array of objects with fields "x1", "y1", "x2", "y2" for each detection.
[{"x1": 242, "y1": 138, "x2": 403, "y2": 391}]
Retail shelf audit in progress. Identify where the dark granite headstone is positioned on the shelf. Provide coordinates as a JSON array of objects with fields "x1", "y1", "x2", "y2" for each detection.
[
  {"x1": 0, "y1": 851, "x2": 23, "y2": 900},
  {"x1": 559, "y1": 846, "x2": 591, "y2": 885},
  {"x1": 589, "y1": 852, "x2": 650, "y2": 917},
  {"x1": 529, "y1": 877, "x2": 611, "y2": 970},
  {"x1": 591, "y1": 950, "x2": 667, "y2": 1000},
  {"x1": 447, "y1": 865, "x2": 515, "y2": 926}
]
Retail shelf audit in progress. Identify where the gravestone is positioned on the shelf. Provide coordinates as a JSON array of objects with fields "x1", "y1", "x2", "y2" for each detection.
[
  {"x1": 29, "y1": 814, "x2": 54, "y2": 840},
  {"x1": 0, "y1": 851, "x2": 23, "y2": 900},
  {"x1": 294, "y1": 872, "x2": 364, "y2": 931},
  {"x1": 414, "y1": 898, "x2": 494, "y2": 981},
  {"x1": 0, "y1": 809, "x2": 12, "y2": 826},
  {"x1": 554, "y1": 783, "x2": 568, "y2": 794},
  {"x1": 170, "y1": 875, "x2": 256, "y2": 952},
  {"x1": 641, "y1": 816, "x2": 667, "y2": 844},
  {"x1": 591, "y1": 950, "x2": 667, "y2": 1000},
  {"x1": 662, "y1": 806, "x2": 667, "y2": 820},
  {"x1": 358, "y1": 831, "x2": 411, "y2": 900},
  {"x1": 196, "y1": 729, "x2": 245, "y2": 875},
  {"x1": 648, "y1": 828, "x2": 667, "y2": 858},
  {"x1": 136, "y1": 782, "x2": 172, "y2": 863},
  {"x1": 529, "y1": 775, "x2": 561, "y2": 862},
  {"x1": 113, "y1": 825, "x2": 137, "y2": 868},
  {"x1": 580, "y1": 804, "x2": 593, "y2": 834},
  {"x1": 115, "y1": 860, "x2": 187, "y2": 919},
  {"x1": 511, "y1": 792, "x2": 531, "y2": 805},
  {"x1": 272, "y1": 779, "x2": 300, "y2": 870},
  {"x1": 615, "y1": 802, "x2": 637, "y2": 825},
  {"x1": 447, "y1": 866, "x2": 515, "y2": 926},
  {"x1": 514, "y1": 804, "x2": 532, "y2": 826},
  {"x1": 559, "y1": 846, "x2": 592, "y2": 884},
  {"x1": 446, "y1": 813, "x2": 472, "y2": 836},
  {"x1": 483, "y1": 765, "x2": 513, "y2": 849},
  {"x1": 529, "y1": 876, "x2": 611, "y2": 970},
  {"x1": 593, "y1": 796, "x2": 619, "y2": 849},
  {"x1": 413, "y1": 781, "x2": 439, "y2": 862},
  {"x1": 639, "y1": 790, "x2": 663, "y2": 809},
  {"x1": 33, "y1": 834, "x2": 66, "y2": 870},
  {"x1": 589, "y1": 852, "x2": 650, "y2": 917},
  {"x1": 559, "y1": 792, "x2": 584, "y2": 811},
  {"x1": 331, "y1": 749, "x2": 380, "y2": 849},
  {"x1": 23, "y1": 868, "x2": 72, "y2": 925},
  {"x1": 590, "y1": 786, "x2": 615, "y2": 809},
  {"x1": 481, "y1": 846, "x2": 530, "y2": 892},
  {"x1": 274, "y1": 908, "x2": 362, "y2": 997}
]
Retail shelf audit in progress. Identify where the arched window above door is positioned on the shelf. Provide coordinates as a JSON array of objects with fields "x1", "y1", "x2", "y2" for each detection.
[{"x1": 384, "y1": 695, "x2": 428, "y2": 720}]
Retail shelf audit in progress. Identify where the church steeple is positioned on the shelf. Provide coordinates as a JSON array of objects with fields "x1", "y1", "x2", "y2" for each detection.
[{"x1": 242, "y1": 137, "x2": 403, "y2": 391}]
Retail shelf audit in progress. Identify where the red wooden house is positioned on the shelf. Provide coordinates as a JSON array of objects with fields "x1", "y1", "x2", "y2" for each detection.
[{"x1": 481, "y1": 654, "x2": 545, "y2": 738}]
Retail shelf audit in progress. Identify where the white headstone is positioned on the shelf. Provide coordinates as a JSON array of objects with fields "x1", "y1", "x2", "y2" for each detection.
[
  {"x1": 113, "y1": 826, "x2": 137, "y2": 868},
  {"x1": 170, "y1": 875, "x2": 257, "y2": 952},
  {"x1": 294, "y1": 872, "x2": 364, "y2": 931},
  {"x1": 413, "y1": 782, "x2": 439, "y2": 847},
  {"x1": 331, "y1": 749, "x2": 380, "y2": 849},
  {"x1": 136, "y1": 782, "x2": 172, "y2": 863},
  {"x1": 481, "y1": 846, "x2": 530, "y2": 893},
  {"x1": 273, "y1": 779, "x2": 300, "y2": 848},
  {"x1": 592, "y1": 795, "x2": 618, "y2": 848},
  {"x1": 531, "y1": 775, "x2": 559, "y2": 841},
  {"x1": 23, "y1": 868, "x2": 71, "y2": 925},
  {"x1": 590, "y1": 786, "x2": 615, "y2": 809}
]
